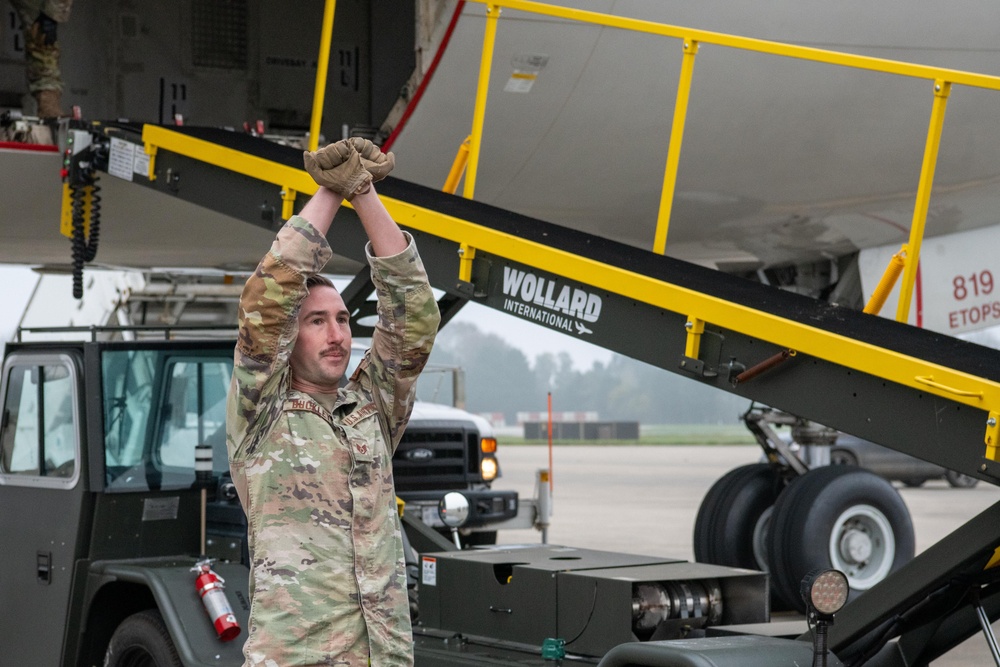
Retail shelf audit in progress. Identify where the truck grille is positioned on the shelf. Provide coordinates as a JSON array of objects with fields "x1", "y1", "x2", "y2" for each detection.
[{"x1": 393, "y1": 421, "x2": 479, "y2": 492}]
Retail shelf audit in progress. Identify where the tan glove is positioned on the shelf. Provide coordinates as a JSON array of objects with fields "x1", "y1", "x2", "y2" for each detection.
[
  {"x1": 348, "y1": 137, "x2": 396, "y2": 182},
  {"x1": 303, "y1": 140, "x2": 372, "y2": 201}
]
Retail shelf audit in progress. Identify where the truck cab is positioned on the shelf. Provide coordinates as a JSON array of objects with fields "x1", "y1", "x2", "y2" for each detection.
[
  {"x1": 0, "y1": 334, "x2": 250, "y2": 666},
  {"x1": 0, "y1": 330, "x2": 533, "y2": 665}
]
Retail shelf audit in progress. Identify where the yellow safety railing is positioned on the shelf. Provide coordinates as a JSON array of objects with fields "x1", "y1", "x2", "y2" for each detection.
[
  {"x1": 457, "y1": 0, "x2": 1000, "y2": 325},
  {"x1": 309, "y1": 0, "x2": 338, "y2": 153}
]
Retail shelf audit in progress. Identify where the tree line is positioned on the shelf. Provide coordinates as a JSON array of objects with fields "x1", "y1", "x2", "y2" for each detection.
[{"x1": 418, "y1": 322, "x2": 751, "y2": 426}]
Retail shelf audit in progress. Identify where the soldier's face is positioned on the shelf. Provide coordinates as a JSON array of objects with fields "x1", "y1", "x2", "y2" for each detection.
[{"x1": 289, "y1": 285, "x2": 353, "y2": 392}]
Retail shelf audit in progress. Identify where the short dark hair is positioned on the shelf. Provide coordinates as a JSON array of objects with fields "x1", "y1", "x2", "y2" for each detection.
[{"x1": 305, "y1": 274, "x2": 335, "y2": 290}]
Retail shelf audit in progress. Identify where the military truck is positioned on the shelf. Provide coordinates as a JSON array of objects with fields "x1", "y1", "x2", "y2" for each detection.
[
  {"x1": 0, "y1": 327, "x2": 788, "y2": 667},
  {"x1": 0, "y1": 326, "x2": 530, "y2": 665},
  {"x1": 0, "y1": 332, "x2": 250, "y2": 665}
]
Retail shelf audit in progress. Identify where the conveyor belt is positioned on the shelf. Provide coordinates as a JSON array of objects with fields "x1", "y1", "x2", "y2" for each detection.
[
  {"x1": 80, "y1": 122, "x2": 1000, "y2": 486},
  {"x1": 159, "y1": 125, "x2": 1000, "y2": 385},
  {"x1": 78, "y1": 120, "x2": 1000, "y2": 665}
]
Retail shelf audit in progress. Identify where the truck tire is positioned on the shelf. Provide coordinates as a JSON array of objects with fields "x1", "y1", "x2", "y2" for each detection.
[
  {"x1": 767, "y1": 465, "x2": 914, "y2": 613},
  {"x1": 104, "y1": 609, "x2": 182, "y2": 667},
  {"x1": 693, "y1": 463, "x2": 782, "y2": 570}
]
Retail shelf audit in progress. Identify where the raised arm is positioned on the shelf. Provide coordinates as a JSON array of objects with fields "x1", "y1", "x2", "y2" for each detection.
[{"x1": 302, "y1": 138, "x2": 440, "y2": 448}]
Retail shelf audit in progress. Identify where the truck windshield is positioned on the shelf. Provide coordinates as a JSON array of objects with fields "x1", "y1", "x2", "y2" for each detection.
[{"x1": 101, "y1": 348, "x2": 232, "y2": 491}]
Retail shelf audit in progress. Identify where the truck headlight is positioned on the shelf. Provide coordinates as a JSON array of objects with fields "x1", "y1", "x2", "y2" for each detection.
[
  {"x1": 480, "y1": 437, "x2": 497, "y2": 454},
  {"x1": 481, "y1": 456, "x2": 498, "y2": 481}
]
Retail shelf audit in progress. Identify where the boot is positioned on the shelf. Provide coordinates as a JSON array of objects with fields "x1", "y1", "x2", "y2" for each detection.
[{"x1": 35, "y1": 89, "x2": 62, "y2": 118}]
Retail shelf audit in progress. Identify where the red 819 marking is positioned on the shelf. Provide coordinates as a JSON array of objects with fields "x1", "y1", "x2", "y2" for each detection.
[{"x1": 953, "y1": 270, "x2": 994, "y2": 301}]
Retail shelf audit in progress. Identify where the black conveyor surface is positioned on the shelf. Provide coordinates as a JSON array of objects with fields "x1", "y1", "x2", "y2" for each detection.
[{"x1": 156, "y1": 125, "x2": 1000, "y2": 384}]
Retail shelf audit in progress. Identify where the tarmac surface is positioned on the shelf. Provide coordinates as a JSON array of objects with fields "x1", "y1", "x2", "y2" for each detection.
[{"x1": 493, "y1": 444, "x2": 1000, "y2": 666}]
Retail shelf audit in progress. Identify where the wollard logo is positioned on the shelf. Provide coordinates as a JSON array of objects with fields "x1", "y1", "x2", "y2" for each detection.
[{"x1": 501, "y1": 267, "x2": 602, "y2": 334}]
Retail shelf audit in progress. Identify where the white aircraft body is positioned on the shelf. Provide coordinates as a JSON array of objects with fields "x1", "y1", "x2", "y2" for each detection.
[{"x1": 0, "y1": 0, "x2": 999, "y2": 334}]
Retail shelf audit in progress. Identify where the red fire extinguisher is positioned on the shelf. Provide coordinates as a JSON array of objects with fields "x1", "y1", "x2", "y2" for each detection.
[{"x1": 193, "y1": 560, "x2": 241, "y2": 642}]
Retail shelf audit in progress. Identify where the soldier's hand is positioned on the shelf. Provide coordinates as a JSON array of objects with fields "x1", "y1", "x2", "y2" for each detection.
[
  {"x1": 303, "y1": 140, "x2": 372, "y2": 201},
  {"x1": 348, "y1": 137, "x2": 395, "y2": 182}
]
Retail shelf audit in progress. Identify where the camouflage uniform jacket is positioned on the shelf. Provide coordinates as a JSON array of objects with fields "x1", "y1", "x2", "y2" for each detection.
[{"x1": 226, "y1": 216, "x2": 440, "y2": 667}]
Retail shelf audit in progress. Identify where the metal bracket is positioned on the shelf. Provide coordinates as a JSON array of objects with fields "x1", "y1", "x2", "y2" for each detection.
[
  {"x1": 744, "y1": 409, "x2": 809, "y2": 475},
  {"x1": 143, "y1": 142, "x2": 158, "y2": 181},
  {"x1": 456, "y1": 243, "x2": 487, "y2": 297},
  {"x1": 679, "y1": 317, "x2": 722, "y2": 378},
  {"x1": 678, "y1": 356, "x2": 705, "y2": 376},
  {"x1": 684, "y1": 316, "x2": 705, "y2": 359},
  {"x1": 985, "y1": 412, "x2": 1000, "y2": 462}
]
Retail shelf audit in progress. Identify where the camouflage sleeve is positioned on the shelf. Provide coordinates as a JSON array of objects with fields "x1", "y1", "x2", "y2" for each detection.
[
  {"x1": 226, "y1": 216, "x2": 333, "y2": 459},
  {"x1": 366, "y1": 232, "x2": 441, "y2": 451}
]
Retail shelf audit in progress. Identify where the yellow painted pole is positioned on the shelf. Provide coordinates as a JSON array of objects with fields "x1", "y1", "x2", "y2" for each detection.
[
  {"x1": 444, "y1": 135, "x2": 472, "y2": 194},
  {"x1": 464, "y1": 3, "x2": 501, "y2": 200},
  {"x1": 896, "y1": 79, "x2": 951, "y2": 323},
  {"x1": 653, "y1": 39, "x2": 699, "y2": 255},
  {"x1": 308, "y1": 0, "x2": 338, "y2": 152},
  {"x1": 863, "y1": 246, "x2": 907, "y2": 315}
]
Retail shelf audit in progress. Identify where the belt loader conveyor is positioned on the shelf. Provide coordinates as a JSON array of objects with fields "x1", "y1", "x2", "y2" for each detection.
[{"x1": 61, "y1": 120, "x2": 1000, "y2": 666}]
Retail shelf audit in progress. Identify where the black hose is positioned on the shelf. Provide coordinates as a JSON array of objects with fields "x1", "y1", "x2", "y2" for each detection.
[
  {"x1": 69, "y1": 175, "x2": 101, "y2": 298},
  {"x1": 83, "y1": 178, "x2": 101, "y2": 262},
  {"x1": 70, "y1": 181, "x2": 86, "y2": 299}
]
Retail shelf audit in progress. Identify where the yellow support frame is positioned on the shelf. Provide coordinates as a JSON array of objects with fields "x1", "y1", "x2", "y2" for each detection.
[
  {"x1": 654, "y1": 39, "x2": 698, "y2": 256},
  {"x1": 139, "y1": 122, "x2": 1000, "y2": 427},
  {"x1": 376, "y1": 192, "x2": 1000, "y2": 438},
  {"x1": 683, "y1": 316, "x2": 705, "y2": 359},
  {"x1": 459, "y1": 0, "x2": 1000, "y2": 324},
  {"x1": 464, "y1": 0, "x2": 1000, "y2": 90},
  {"x1": 444, "y1": 135, "x2": 472, "y2": 195},
  {"x1": 308, "y1": 0, "x2": 338, "y2": 153},
  {"x1": 458, "y1": 243, "x2": 477, "y2": 283},
  {"x1": 141, "y1": 125, "x2": 320, "y2": 223},
  {"x1": 896, "y1": 80, "x2": 951, "y2": 323},
  {"x1": 464, "y1": 3, "x2": 501, "y2": 200}
]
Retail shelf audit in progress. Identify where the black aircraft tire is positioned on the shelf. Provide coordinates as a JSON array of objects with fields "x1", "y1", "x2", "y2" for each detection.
[
  {"x1": 767, "y1": 465, "x2": 915, "y2": 613},
  {"x1": 693, "y1": 463, "x2": 782, "y2": 570},
  {"x1": 104, "y1": 609, "x2": 183, "y2": 667}
]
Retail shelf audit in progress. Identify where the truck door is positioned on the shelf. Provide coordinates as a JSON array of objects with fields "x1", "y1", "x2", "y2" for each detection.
[{"x1": 0, "y1": 351, "x2": 85, "y2": 666}]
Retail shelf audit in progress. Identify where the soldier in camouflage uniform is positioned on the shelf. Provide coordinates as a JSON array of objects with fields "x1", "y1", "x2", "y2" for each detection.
[
  {"x1": 9, "y1": 0, "x2": 73, "y2": 117},
  {"x1": 226, "y1": 138, "x2": 440, "y2": 667}
]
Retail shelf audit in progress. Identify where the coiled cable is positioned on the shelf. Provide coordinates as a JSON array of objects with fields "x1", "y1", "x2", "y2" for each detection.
[{"x1": 70, "y1": 175, "x2": 101, "y2": 298}]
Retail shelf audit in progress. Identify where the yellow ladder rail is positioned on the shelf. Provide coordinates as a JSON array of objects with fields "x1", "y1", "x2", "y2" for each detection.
[{"x1": 456, "y1": 0, "x2": 1000, "y2": 325}]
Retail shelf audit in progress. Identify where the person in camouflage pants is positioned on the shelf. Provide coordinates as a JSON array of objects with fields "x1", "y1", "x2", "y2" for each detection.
[
  {"x1": 226, "y1": 138, "x2": 440, "y2": 667},
  {"x1": 10, "y1": 0, "x2": 72, "y2": 117}
]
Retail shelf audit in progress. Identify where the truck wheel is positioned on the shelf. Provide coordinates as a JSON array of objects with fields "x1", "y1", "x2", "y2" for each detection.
[
  {"x1": 767, "y1": 466, "x2": 914, "y2": 613},
  {"x1": 945, "y1": 470, "x2": 979, "y2": 488},
  {"x1": 104, "y1": 609, "x2": 182, "y2": 667},
  {"x1": 694, "y1": 463, "x2": 783, "y2": 570}
]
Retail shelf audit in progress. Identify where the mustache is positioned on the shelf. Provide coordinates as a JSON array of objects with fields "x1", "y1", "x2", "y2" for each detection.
[{"x1": 320, "y1": 346, "x2": 348, "y2": 358}]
